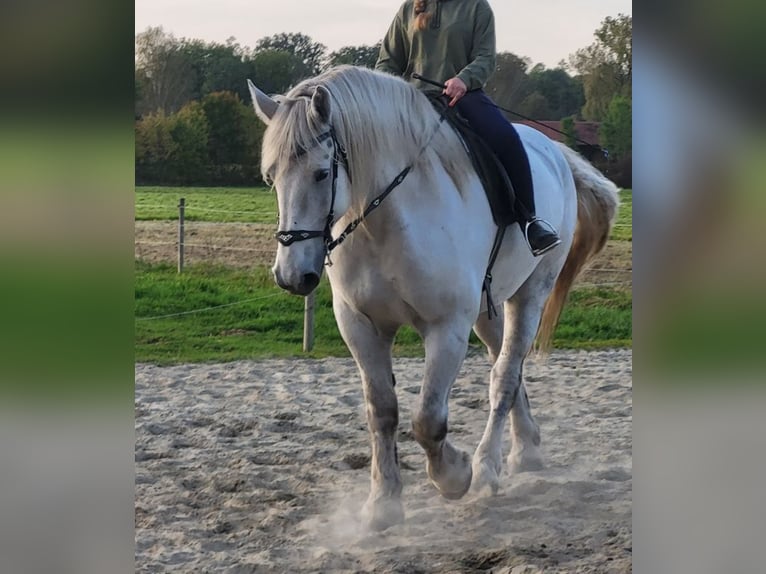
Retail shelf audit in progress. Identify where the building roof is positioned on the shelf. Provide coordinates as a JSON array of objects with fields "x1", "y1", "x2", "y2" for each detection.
[{"x1": 516, "y1": 120, "x2": 601, "y2": 146}]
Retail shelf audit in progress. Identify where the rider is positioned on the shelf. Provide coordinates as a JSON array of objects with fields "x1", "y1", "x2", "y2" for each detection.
[{"x1": 375, "y1": 0, "x2": 561, "y2": 256}]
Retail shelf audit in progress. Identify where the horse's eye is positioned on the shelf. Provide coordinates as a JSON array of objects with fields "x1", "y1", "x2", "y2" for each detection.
[{"x1": 314, "y1": 169, "x2": 330, "y2": 183}]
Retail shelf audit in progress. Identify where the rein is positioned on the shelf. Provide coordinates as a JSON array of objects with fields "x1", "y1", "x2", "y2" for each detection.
[{"x1": 275, "y1": 108, "x2": 447, "y2": 265}]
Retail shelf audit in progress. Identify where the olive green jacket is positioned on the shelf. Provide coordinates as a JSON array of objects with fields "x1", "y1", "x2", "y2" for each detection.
[{"x1": 375, "y1": 0, "x2": 496, "y2": 94}]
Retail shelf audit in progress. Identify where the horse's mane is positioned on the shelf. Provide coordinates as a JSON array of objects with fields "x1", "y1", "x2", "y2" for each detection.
[{"x1": 261, "y1": 65, "x2": 471, "y2": 219}]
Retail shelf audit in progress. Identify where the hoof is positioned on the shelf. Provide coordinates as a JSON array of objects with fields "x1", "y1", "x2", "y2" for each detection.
[
  {"x1": 427, "y1": 446, "x2": 472, "y2": 500},
  {"x1": 439, "y1": 480, "x2": 472, "y2": 500},
  {"x1": 470, "y1": 458, "x2": 501, "y2": 497},
  {"x1": 361, "y1": 496, "x2": 405, "y2": 532},
  {"x1": 508, "y1": 445, "x2": 544, "y2": 475}
]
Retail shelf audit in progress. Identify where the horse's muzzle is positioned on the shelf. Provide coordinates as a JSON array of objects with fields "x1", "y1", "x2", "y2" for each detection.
[{"x1": 274, "y1": 269, "x2": 321, "y2": 296}]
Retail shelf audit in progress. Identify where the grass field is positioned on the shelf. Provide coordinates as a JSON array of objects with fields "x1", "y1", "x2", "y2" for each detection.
[
  {"x1": 136, "y1": 186, "x2": 276, "y2": 223},
  {"x1": 135, "y1": 262, "x2": 631, "y2": 364},
  {"x1": 612, "y1": 189, "x2": 632, "y2": 241},
  {"x1": 135, "y1": 186, "x2": 632, "y2": 363}
]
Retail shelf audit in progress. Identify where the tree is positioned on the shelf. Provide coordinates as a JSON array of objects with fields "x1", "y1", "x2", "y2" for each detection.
[
  {"x1": 485, "y1": 54, "x2": 584, "y2": 121},
  {"x1": 249, "y1": 49, "x2": 308, "y2": 94},
  {"x1": 517, "y1": 91, "x2": 551, "y2": 120},
  {"x1": 327, "y1": 43, "x2": 381, "y2": 69},
  {"x1": 255, "y1": 33, "x2": 326, "y2": 77},
  {"x1": 526, "y1": 66, "x2": 584, "y2": 120},
  {"x1": 167, "y1": 101, "x2": 210, "y2": 184},
  {"x1": 561, "y1": 116, "x2": 577, "y2": 149},
  {"x1": 200, "y1": 91, "x2": 251, "y2": 166},
  {"x1": 485, "y1": 52, "x2": 531, "y2": 112},
  {"x1": 600, "y1": 95, "x2": 632, "y2": 158},
  {"x1": 178, "y1": 38, "x2": 251, "y2": 103},
  {"x1": 135, "y1": 103, "x2": 210, "y2": 185},
  {"x1": 135, "y1": 93, "x2": 265, "y2": 186},
  {"x1": 135, "y1": 112, "x2": 178, "y2": 183},
  {"x1": 568, "y1": 14, "x2": 632, "y2": 121},
  {"x1": 578, "y1": 63, "x2": 622, "y2": 121},
  {"x1": 135, "y1": 27, "x2": 196, "y2": 115},
  {"x1": 135, "y1": 70, "x2": 148, "y2": 119}
]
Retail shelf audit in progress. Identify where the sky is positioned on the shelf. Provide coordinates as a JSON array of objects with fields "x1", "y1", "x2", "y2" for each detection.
[{"x1": 135, "y1": 0, "x2": 632, "y2": 69}]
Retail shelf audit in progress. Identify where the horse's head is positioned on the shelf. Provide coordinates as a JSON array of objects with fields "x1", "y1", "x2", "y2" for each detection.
[{"x1": 248, "y1": 79, "x2": 352, "y2": 296}]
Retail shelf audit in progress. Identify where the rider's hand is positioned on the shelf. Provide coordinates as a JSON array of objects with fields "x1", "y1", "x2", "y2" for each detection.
[{"x1": 443, "y1": 77, "x2": 468, "y2": 107}]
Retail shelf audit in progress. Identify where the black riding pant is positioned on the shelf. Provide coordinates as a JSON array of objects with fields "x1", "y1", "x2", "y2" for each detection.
[{"x1": 456, "y1": 89, "x2": 535, "y2": 219}]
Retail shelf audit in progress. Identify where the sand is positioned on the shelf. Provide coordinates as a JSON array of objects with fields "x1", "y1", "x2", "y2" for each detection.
[{"x1": 135, "y1": 349, "x2": 632, "y2": 573}]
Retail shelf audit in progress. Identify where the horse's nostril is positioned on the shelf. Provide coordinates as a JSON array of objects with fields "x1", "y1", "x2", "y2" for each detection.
[
  {"x1": 302, "y1": 273, "x2": 320, "y2": 292},
  {"x1": 274, "y1": 270, "x2": 289, "y2": 291}
]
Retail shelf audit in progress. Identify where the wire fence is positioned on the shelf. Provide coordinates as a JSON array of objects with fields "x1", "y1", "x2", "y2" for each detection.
[
  {"x1": 135, "y1": 200, "x2": 632, "y2": 284},
  {"x1": 138, "y1": 205, "x2": 270, "y2": 216},
  {"x1": 135, "y1": 240, "x2": 274, "y2": 254},
  {"x1": 136, "y1": 292, "x2": 286, "y2": 322},
  {"x1": 135, "y1": 198, "x2": 632, "y2": 339},
  {"x1": 137, "y1": 202, "x2": 631, "y2": 225}
]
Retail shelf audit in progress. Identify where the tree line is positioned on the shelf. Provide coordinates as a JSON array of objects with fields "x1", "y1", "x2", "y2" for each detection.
[{"x1": 135, "y1": 15, "x2": 631, "y2": 187}]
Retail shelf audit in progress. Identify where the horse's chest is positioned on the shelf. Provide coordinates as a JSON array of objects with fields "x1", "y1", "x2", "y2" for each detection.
[{"x1": 331, "y1": 259, "x2": 469, "y2": 327}]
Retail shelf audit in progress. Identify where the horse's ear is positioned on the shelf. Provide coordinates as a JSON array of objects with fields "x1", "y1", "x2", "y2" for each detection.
[
  {"x1": 310, "y1": 85, "x2": 332, "y2": 124},
  {"x1": 247, "y1": 79, "x2": 278, "y2": 125}
]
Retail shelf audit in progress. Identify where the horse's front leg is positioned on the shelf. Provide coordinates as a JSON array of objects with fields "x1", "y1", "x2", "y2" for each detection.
[
  {"x1": 413, "y1": 321, "x2": 474, "y2": 499},
  {"x1": 334, "y1": 298, "x2": 403, "y2": 531}
]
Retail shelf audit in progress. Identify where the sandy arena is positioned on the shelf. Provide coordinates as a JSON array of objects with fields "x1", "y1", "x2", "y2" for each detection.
[{"x1": 136, "y1": 349, "x2": 632, "y2": 573}]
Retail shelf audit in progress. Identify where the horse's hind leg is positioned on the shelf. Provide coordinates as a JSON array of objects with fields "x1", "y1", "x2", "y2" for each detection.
[
  {"x1": 471, "y1": 281, "x2": 548, "y2": 496},
  {"x1": 413, "y1": 321, "x2": 474, "y2": 500},
  {"x1": 334, "y1": 299, "x2": 403, "y2": 531},
  {"x1": 473, "y1": 311, "x2": 504, "y2": 365}
]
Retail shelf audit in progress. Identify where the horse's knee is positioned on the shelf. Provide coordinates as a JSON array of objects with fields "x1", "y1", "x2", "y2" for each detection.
[
  {"x1": 489, "y1": 362, "x2": 523, "y2": 416},
  {"x1": 367, "y1": 403, "x2": 398, "y2": 435},
  {"x1": 412, "y1": 409, "x2": 447, "y2": 450}
]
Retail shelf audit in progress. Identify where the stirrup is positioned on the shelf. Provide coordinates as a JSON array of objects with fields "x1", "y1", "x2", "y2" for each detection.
[{"x1": 524, "y1": 218, "x2": 561, "y2": 257}]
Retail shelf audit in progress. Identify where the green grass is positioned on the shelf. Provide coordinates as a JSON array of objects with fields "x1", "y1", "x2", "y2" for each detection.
[
  {"x1": 611, "y1": 189, "x2": 632, "y2": 241},
  {"x1": 135, "y1": 262, "x2": 631, "y2": 364},
  {"x1": 136, "y1": 186, "x2": 277, "y2": 223},
  {"x1": 553, "y1": 287, "x2": 632, "y2": 348}
]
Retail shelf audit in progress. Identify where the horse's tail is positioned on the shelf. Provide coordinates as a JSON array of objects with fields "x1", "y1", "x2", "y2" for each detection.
[{"x1": 536, "y1": 144, "x2": 621, "y2": 353}]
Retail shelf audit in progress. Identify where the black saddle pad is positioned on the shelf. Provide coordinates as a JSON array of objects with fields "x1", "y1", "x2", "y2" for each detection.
[{"x1": 429, "y1": 96, "x2": 519, "y2": 228}]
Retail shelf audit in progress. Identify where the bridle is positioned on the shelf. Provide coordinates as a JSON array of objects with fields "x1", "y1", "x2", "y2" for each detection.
[
  {"x1": 273, "y1": 127, "x2": 349, "y2": 256},
  {"x1": 273, "y1": 125, "x2": 422, "y2": 265},
  {"x1": 272, "y1": 88, "x2": 449, "y2": 267}
]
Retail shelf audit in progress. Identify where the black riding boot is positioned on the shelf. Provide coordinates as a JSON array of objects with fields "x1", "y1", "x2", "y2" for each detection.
[
  {"x1": 524, "y1": 218, "x2": 562, "y2": 257},
  {"x1": 506, "y1": 138, "x2": 561, "y2": 257}
]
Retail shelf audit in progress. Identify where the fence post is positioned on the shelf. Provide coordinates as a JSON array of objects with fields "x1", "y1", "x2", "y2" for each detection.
[
  {"x1": 178, "y1": 197, "x2": 185, "y2": 273},
  {"x1": 303, "y1": 292, "x2": 315, "y2": 352}
]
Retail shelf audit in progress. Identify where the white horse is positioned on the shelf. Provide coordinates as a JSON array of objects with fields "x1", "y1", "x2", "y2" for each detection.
[{"x1": 248, "y1": 66, "x2": 618, "y2": 531}]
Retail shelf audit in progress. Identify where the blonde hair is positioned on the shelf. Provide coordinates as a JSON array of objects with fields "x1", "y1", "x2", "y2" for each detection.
[{"x1": 414, "y1": 0, "x2": 431, "y2": 31}]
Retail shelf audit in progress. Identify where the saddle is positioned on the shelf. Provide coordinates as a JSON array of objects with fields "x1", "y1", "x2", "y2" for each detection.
[
  {"x1": 429, "y1": 96, "x2": 521, "y2": 228},
  {"x1": 428, "y1": 96, "x2": 526, "y2": 319}
]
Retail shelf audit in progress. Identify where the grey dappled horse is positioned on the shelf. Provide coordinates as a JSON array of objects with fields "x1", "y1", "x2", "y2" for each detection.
[{"x1": 249, "y1": 66, "x2": 618, "y2": 530}]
